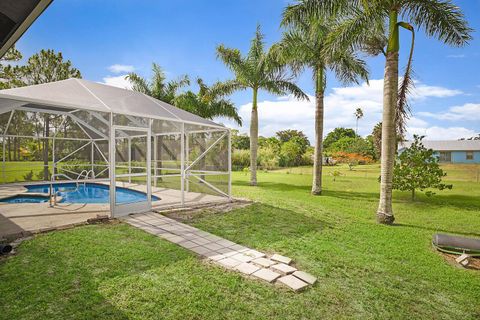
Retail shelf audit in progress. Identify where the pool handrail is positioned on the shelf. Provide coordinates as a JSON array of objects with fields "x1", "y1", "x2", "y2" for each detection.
[
  {"x1": 76, "y1": 170, "x2": 95, "y2": 187},
  {"x1": 49, "y1": 173, "x2": 73, "y2": 207}
]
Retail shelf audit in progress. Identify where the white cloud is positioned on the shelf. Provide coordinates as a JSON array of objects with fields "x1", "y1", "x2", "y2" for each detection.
[
  {"x1": 220, "y1": 79, "x2": 464, "y2": 141},
  {"x1": 108, "y1": 64, "x2": 135, "y2": 74},
  {"x1": 446, "y1": 54, "x2": 466, "y2": 58},
  {"x1": 407, "y1": 116, "x2": 428, "y2": 127},
  {"x1": 418, "y1": 103, "x2": 480, "y2": 121},
  {"x1": 101, "y1": 74, "x2": 132, "y2": 89},
  {"x1": 407, "y1": 126, "x2": 477, "y2": 140},
  {"x1": 410, "y1": 81, "x2": 462, "y2": 100}
]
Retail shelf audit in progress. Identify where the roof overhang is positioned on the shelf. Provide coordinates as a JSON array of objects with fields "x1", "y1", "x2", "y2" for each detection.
[{"x1": 0, "y1": 0, "x2": 53, "y2": 58}]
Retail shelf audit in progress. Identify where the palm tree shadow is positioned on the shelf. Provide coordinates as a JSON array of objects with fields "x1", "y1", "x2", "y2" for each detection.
[
  {"x1": 233, "y1": 180, "x2": 480, "y2": 211},
  {"x1": 393, "y1": 222, "x2": 480, "y2": 238}
]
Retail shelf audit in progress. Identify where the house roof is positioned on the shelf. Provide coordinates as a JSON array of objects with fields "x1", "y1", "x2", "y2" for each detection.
[
  {"x1": 399, "y1": 140, "x2": 480, "y2": 151},
  {"x1": 0, "y1": 78, "x2": 224, "y2": 128},
  {"x1": 0, "y1": 0, "x2": 53, "y2": 58}
]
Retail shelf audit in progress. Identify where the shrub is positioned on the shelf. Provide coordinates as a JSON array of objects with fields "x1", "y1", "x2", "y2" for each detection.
[
  {"x1": 332, "y1": 152, "x2": 374, "y2": 170},
  {"x1": 393, "y1": 135, "x2": 452, "y2": 200},
  {"x1": 328, "y1": 136, "x2": 371, "y2": 155},
  {"x1": 301, "y1": 147, "x2": 314, "y2": 166},
  {"x1": 258, "y1": 145, "x2": 280, "y2": 170},
  {"x1": 232, "y1": 149, "x2": 250, "y2": 170},
  {"x1": 23, "y1": 170, "x2": 34, "y2": 181}
]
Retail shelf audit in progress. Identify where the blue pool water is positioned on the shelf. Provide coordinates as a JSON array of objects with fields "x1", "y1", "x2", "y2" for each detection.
[
  {"x1": 21, "y1": 183, "x2": 159, "y2": 204},
  {"x1": 0, "y1": 195, "x2": 49, "y2": 203}
]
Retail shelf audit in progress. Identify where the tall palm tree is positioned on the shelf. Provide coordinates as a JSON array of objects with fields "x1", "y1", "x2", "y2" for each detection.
[
  {"x1": 276, "y1": 16, "x2": 368, "y2": 195},
  {"x1": 354, "y1": 107, "x2": 364, "y2": 135},
  {"x1": 174, "y1": 78, "x2": 242, "y2": 125},
  {"x1": 127, "y1": 63, "x2": 189, "y2": 104},
  {"x1": 283, "y1": 0, "x2": 472, "y2": 224},
  {"x1": 216, "y1": 25, "x2": 308, "y2": 186}
]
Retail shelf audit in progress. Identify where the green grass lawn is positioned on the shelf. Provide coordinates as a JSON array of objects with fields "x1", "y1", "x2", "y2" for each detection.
[{"x1": 0, "y1": 164, "x2": 479, "y2": 319}]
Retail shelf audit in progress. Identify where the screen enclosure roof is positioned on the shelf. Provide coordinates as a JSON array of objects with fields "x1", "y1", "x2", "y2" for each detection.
[{"x1": 0, "y1": 78, "x2": 225, "y2": 128}]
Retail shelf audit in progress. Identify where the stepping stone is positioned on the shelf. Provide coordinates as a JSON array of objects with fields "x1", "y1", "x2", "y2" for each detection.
[
  {"x1": 217, "y1": 257, "x2": 243, "y2": 269},
  {"x1": 190, "y1": 246, "x2": 212, "y2": 256},
  {"x1": 230, "y1": 253, "x2": 253, "y2": 263},
  {"x1": 229, "y1": 244, "x2": 248, "y2": 252},
  {"x1": 216, "y1": 247, "x2": 239, "y2": 256},
  {"x1": 270, "y1": 263, "x2": 297, "y2": 275},
  {"x1": 277, "y1": 275, "x2": 309, "y2": 292},
  {"x1": 191, "y1": 237, "x2": 211, "y2": 245},
  {"x1": 178, "y1": 240, "x2": 198, "y2": 249},
  {"x1": 252, "y1": 257, "x2": 276, "y2": 268},
  {"x1": 244, "y1": 249, "x2": 266, "y2": 259},
  {"x1": 204, "y1": 242, "x2": 224, "y2": 251},
  {"x1": 271, "y1": 254, "x2": 292, "y2": 265},
  {"x1": 216, "y1": 239, "x2": 236, "y2": 247},
  {"x1": 252, "y1": 268, "x2": 281, "y2": 283},
  {"x1": 235, "y1": 262, "x2": 261, "y2": 275},
  {"x1": 165, "y1": 235, "x2": 185, "y2": 244},
  {"x1": 292, "y1": 271, "x2": 317, "y2": 285},
  {"x1": 208, "y1": 254, "x2": 227, "y2": 261}
]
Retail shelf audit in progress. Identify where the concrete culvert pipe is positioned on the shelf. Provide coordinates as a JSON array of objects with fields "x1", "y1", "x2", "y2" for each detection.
[{"x1": 0, "y1": 244, "x2": 12, "y2": 255}]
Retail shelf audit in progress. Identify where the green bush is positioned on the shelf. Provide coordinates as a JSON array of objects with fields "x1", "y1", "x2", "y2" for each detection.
[
  {"x1": 232, "y1": 149, "x2": 250, "y2": 170},
  {"x1": 258, "y1": 146, "x2": 280, "y2": 170}
]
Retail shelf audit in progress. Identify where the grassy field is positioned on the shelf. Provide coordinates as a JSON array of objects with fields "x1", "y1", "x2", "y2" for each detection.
[{"x1": 0, "y1": 164, "x2": 479, "y2": 319}]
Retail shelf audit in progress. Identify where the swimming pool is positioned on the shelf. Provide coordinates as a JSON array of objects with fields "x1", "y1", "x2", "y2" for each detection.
[
  {"x1": 0, "y1": 195, "x2": 49, "y2": 203},
  {"x1": 21, "y1": 183, "x2": 159, "y2": 204}
]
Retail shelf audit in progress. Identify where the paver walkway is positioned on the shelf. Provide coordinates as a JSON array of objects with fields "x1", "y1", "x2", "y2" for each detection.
[{"x1": 123, "y1": 211, "x2": 316, "y2": 291}]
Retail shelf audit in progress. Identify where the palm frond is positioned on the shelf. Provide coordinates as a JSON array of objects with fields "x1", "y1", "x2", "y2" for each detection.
[
  {"x1": 209, "y1": 80, "x2": 246, "y2": 99},
  {"x1": 396, "y1": 22, "x2": 415, "y2": 139},
  {"x1": 211, "y1": 99, "x2": 243, "y2": 126},
  {"x1": 248, "y1": 24, "x2": 265, "y2": 63},
  {"x1": 403, "y1": 0, "x2": 473, "y2": 47},
  {"x1": 281, "y1": 0, "x2": 353, "y2": 27},
  {"x1": 329, "y1": 48, "x2": 369, "y2": 85},
  {"x1": 216, "y1": 45, "x2": 247, "y2": 77},
  {"x1": 324, "y1": 7, "x2": 385, "y2": 56},
  {"x1": 263, "y1": 80, "x2": 309, "y2": 101},
  {"x1": 126, "y1": 72, "x2": 151, "y2": 95},
  {"x1": 151, "y1": 63, "x2": 167, "y2": 97}
]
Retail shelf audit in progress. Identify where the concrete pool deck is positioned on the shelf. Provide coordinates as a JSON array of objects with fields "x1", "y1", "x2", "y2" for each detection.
[{"x1": 0, "y1": 182, "x2": 229, "y2": 240}]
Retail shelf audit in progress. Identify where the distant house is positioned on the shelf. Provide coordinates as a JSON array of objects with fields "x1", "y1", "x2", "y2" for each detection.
[{"x1": 398, "y1": 140, "x2": 480, "y2": 164}]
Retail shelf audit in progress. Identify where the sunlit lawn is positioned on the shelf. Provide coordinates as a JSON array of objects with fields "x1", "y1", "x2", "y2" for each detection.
[{"x1": 0, "y1": 164, "x2": 479, "y2": 319}]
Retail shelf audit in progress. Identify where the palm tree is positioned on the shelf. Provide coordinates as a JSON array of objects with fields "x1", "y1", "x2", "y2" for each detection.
[
  {"x1": 354, "y1": 107, "x2": 364, "y2": 135},
  {"x1": 174, "y1": 78, "x2": 242, "y2": 182},
  {"x1": 283, "y1": 0, "x2": 472, "y2": 224},
  {"x1": 174, "y1": 78, "x2": 242, "y2": 125},
  {"x1": 216, "y1": 25, "x2": 308, "y2": 186},
  {"x1": 276, "y1": 16, "x2": 368, "y2": 195},
  {"x1": 127, "y1": 63, "x2": 189, "y2": 104}
]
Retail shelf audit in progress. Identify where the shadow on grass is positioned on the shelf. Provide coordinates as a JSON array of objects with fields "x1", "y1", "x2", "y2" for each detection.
[
  {"x1": 234, "y1": 180, "x2": 480, "y2": 211},
  {"x1": 191, "y1": 202, "x2": 328, "y2": 250},
  {"x1": 394, "y1": 222, "x2": 480, "y2": 238},
  {"x1": 0, "y1": 224, "x2": 192, "y2": 319},
  {"x1": 234, "y1": 180, "x2": 381, "y2": 202}
]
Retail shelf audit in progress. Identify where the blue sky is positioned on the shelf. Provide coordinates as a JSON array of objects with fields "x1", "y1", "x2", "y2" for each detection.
[{"x1": 14, "y1": 0, "x2": 480, "y2": 141}]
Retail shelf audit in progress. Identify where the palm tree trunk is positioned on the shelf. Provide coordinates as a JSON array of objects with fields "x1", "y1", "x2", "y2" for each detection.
[
  {"x1": 249, "y1": 88, "x2": 258, "y2": 186},
  {"x1": 377, "y1": 11, "x2": 399, "y2": 225},
  {"x1": 312, "y1": 69, "x2": 324, "y2": 195}
]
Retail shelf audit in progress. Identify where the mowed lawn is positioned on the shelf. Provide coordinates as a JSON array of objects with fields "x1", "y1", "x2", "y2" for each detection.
[{"x1": 0, "y1": 164, "x2": 479, "y2": 319}]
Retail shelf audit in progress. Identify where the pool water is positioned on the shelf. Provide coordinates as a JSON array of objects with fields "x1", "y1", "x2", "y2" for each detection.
[
  {"x1": 23, "y1": 183, "x2": 159, "y2": 204},
  {"x1": 0, "y1": 195, "x2": 49, "y2": 203}
]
